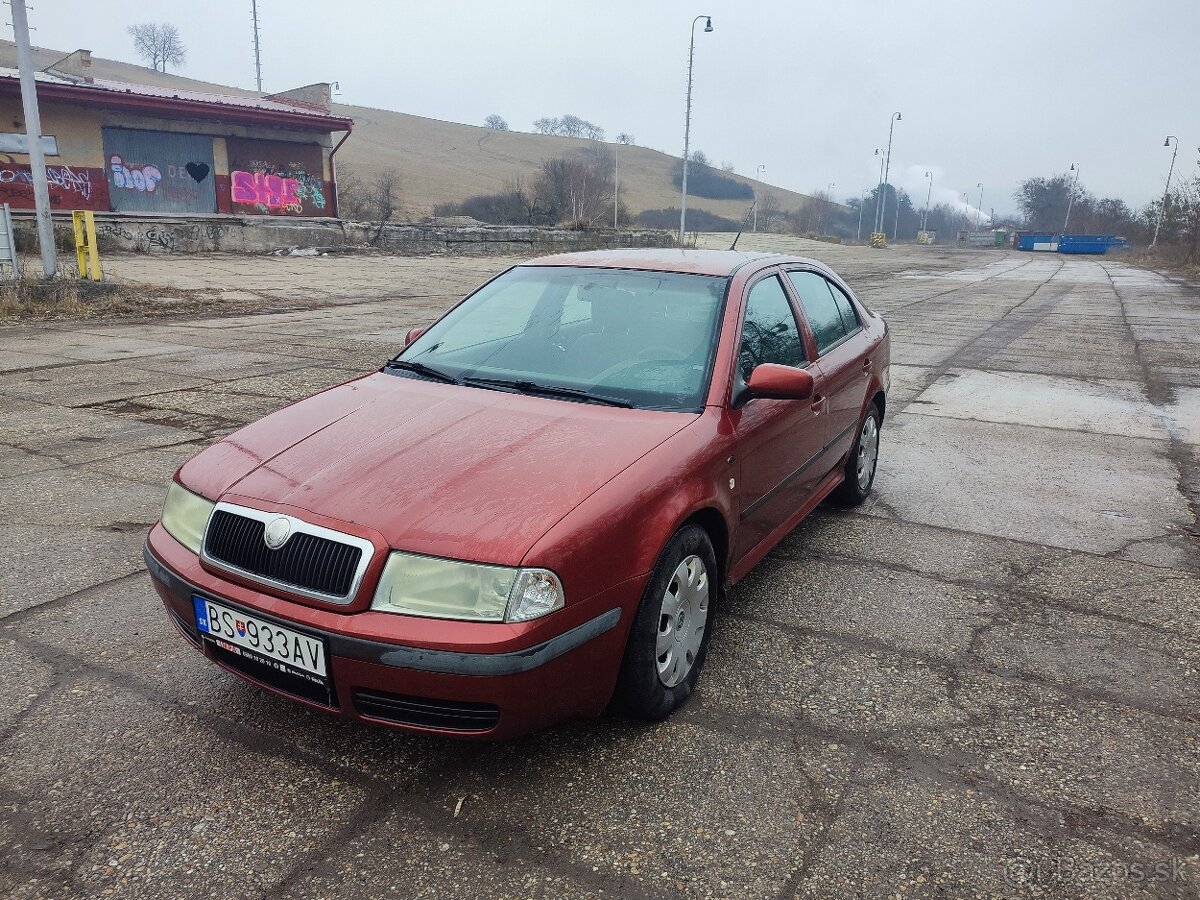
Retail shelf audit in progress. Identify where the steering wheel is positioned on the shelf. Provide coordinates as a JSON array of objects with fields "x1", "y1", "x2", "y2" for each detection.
[{"x1": 591, "y1": 346, "x2": 686, "y2": 383}]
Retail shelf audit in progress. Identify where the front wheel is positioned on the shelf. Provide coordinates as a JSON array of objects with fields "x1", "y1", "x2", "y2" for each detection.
[
  {"x1": 830, "y1": 403, "x2": 881, "y2": 507},
  {"x1": 613, "y1": 524, "x2": 717, "y2": 720}
]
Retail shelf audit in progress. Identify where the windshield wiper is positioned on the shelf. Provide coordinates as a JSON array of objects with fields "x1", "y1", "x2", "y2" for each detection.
[
  {"x1": 384, "y1": 359, "x2": 462, "y2": 384},
  {"x1": 464, "y1": 377, "x2": 633, "y2": 408}
]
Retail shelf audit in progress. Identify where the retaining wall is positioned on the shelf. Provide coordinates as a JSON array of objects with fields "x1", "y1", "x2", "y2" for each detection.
[{"x1": 12, "y1": 212, "x2": 675, "y2": 256}]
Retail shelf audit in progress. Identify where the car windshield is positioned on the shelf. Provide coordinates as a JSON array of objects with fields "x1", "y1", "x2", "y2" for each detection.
[{"x1": 395, "y1": 265, "x2": 729, "y2": 412}]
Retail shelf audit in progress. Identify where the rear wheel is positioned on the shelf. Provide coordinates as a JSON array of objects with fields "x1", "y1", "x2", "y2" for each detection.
[
  {"x1": 830, "y1": 403, "x2": 881, "y2": 507},
  {"x1": 614, "y1": 524, "x2": 716, "y2": 720}
]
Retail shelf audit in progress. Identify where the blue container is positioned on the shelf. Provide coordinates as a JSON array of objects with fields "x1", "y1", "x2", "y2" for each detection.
[
  {"x1": 1017, "y1": 233, "x2": 1058, "y2": 252},
  {"x1": 1057, "y1": 234, "x2": 1129, "y2": 255}
]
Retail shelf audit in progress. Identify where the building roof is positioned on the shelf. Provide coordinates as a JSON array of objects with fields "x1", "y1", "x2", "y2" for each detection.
[{"x1": 0, "y1": 67, "x2": 353, "y2": 132}]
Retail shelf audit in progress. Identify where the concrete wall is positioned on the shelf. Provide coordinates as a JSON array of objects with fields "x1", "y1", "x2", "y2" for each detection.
[{"x1": 14, "y1": 211, "x2": 675, "y2": 256}]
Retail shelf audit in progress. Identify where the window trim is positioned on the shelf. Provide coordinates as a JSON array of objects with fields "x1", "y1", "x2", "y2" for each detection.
[
  {"x1": 782, "y1": 266, "x2": 863, "y2": 358},
  {"x1": 737, "y1": 269, "x2": 811, "y2": 373}
]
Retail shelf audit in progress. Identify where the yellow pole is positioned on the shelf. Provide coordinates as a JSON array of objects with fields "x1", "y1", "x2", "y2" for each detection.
[{"x1": 72, "y1": 211, "x2": 101, "y2": 281}]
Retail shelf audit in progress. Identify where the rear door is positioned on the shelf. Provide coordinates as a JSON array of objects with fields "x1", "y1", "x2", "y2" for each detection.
[
  {"x1": 784, "y1": 269, "x2": 871, "y2": 464},
  {"x1": 730, "y1": 271, "x2": 828, "y2": 560}
]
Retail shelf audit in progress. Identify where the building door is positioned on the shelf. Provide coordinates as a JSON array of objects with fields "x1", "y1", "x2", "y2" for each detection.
[{"x1": 102, "y1": 128, "x2": 217, "y2": 214}]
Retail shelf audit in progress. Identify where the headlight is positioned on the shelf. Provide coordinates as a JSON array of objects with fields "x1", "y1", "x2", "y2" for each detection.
[
  {"x1": 161, "y1": 481, "x2": 215, "y2": 554},
  {"x1": 370, "y1": 552, "x2": 564, "y2": 623}
]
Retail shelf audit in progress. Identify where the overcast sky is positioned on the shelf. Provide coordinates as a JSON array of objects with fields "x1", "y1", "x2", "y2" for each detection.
[{"x1": 22, "y1": 0, "x2": 1200, "y2": 216}]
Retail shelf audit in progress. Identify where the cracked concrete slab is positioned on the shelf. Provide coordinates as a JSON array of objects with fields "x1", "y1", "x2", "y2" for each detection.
[
  {"x1": 0, "y1": 244, "x2": 1197, "y2": 899},
  {"x1": 872, "y1": 412, "x2": 1192, "y2": 561}
]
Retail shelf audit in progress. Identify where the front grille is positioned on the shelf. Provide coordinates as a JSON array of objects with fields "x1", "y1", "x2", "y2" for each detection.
[
  {"x1": 354, "y1": 689, "x2": 500, "y2": 732},
  {"x1": 205, "y1": 509, "x2": 362, "y2": 599},
  {"x1": 208, "y1": 638, "x2": 338, "y2": 708}
]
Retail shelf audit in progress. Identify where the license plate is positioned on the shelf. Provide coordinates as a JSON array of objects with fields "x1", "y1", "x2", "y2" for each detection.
[{"x1": 193, "y1": 596, "x2": 327, "y2": 678}]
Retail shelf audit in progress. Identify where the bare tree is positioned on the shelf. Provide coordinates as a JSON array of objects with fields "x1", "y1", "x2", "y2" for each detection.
[
  {"x1": 758, "y1": 190, "x2": 782, "y2": 231},
  {"x1": 720, "y1": 160, "x2": 736, "y2": 173},
  {"x1": 533, "y1": 117, "x2": 560, "y2": 135},
  {"x1": 333, "y1": 164, "x2": 371, "y2": 220},
  {"x1": 616, "y1": 133, "x2": 635, "y2": 145},
  {"x1": 127, "y1": 23, "x2": 186, "y2": 72},
  {"x1": 483, "y1": 114, "x2": 509, "y2": 130},
  {"x1": 363, "y1": 169, "x2": 402, "y2": 242}
]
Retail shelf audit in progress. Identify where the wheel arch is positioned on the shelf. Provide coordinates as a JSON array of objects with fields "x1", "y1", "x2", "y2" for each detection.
[
  {"x1": 872, "y1": 389, "x2": 886, "y2": 421},
  {"x1": 677, "y1": 506, "x2": 731, "y2": 596}
]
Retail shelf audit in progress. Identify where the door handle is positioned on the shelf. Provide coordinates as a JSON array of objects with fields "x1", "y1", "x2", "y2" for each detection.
[{"x1": 811, "y1": 393, "x2": 826, "y2": 413}]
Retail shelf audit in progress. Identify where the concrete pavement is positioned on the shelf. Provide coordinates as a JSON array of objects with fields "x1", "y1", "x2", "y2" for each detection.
[{"x1": 1, "y1": 239, "x2": 1198, "y2": 898}]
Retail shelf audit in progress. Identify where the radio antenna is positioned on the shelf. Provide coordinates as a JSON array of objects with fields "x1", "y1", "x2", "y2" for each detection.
[{"x1": 729, "y1": 199, "x2": 757, "y2": 251}]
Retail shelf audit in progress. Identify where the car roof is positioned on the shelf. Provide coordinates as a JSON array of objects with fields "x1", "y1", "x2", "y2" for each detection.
[{"x1": 518, "y1": 248, "x2": 828, "y2": 278}]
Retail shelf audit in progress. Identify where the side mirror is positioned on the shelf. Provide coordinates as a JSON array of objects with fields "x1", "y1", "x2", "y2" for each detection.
[
  {"x1": 404, "y1": 326, "x2": 425, "y2": 347},
  {"x1": 745, "y1": 363, "x2": 814, "y2": 401}
]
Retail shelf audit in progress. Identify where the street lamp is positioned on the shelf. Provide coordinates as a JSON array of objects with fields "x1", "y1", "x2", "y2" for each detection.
[
  {"x1": 1151, "y1": 136, "x2": 1179, "y2": 248},
  {"x1": 753, "y1": 163, "x2": 765, "y2": 232},
  {"x1": 875, "y1": 111, "x2": 901, "y2": 235},
  {"x1": 975, "y1": 182, "x2": 984, "y2": 229},
  {"x1": 1063, "y1": 163, "x2": 1080, "y2": 232},
  {"x1": 921, "y1": 171, "x2": 933, "y2": 231},
  {"x1": 678, "y1": 14, "x2": 714, "y2": 242},
  {"x1": 857, "y1": 188, "x2": 869, "y2": 242}
]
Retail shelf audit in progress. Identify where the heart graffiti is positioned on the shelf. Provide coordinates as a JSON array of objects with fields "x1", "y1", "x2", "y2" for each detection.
[{"x1": 185, "y1": 162, "x2": 210, "y2": 183}]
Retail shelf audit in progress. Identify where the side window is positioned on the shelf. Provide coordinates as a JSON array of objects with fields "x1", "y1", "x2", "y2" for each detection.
[
  {"x1": 787, "y1": 270, "x2": 848, "y2": 353},
  {"x1": 826, "y1": 280, "x2": 861, "y2": 335},
  {"x1": 739, "y1": 275, "x2": 807, "y2": 381}
]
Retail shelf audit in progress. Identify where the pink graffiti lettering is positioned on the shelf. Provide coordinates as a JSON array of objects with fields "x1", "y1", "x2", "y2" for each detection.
[
  {"x1": 110, "y1": 155, "x2": 162, "y2": 193},
  {"x1": 231, "y1": 170, "x2": 302, "y2": 211}
]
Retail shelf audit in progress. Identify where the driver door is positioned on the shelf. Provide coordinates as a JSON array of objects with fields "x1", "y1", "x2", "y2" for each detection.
[{"x1": 730, "y1": 271, "x2": 828, "y2": 561}]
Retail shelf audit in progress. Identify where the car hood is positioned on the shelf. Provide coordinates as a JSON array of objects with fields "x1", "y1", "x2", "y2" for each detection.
[{"x1": 179, "y1": 372, "x2": 696, "y2": 566}]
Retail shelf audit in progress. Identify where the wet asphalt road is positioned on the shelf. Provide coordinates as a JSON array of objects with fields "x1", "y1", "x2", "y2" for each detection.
[{"x1": 1, "y1": 238, "x2": 1198, "y2": 898}]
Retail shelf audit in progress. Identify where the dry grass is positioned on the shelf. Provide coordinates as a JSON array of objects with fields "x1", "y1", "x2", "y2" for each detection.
[
  {"x1": 1119, "y1": 247, "x2": 1200, "y2": 281},
  {"x1": 0, "y1": 40, "x2": 818, "y2": 221},
  {"x1": 0, "y1": 277, "x2": 281, "y2": 323}
]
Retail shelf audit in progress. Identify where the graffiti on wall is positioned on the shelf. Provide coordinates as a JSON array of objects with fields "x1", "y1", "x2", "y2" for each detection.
[
  {"x1": 110, "y1": 155, "x2": 162, "y2": 193},
  {"x1": 231, "y1": 170, "x2": 303, "y2": 211},
  {"x1": 225, "y1": 138, "x2": 331, "y2": 217},
  {"x1": 0, "y1": 162, "x2": 108, "y2": 210},
  {"x1": 231, "y1": 163, "x2": 327, "y2": 214}
]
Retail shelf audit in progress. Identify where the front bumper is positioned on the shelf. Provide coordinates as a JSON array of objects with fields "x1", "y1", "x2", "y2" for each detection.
[{"x1": 145, "y1": 524, "x2": 634, "y2": 739}]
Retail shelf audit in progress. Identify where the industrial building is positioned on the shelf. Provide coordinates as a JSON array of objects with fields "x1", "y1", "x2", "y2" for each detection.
[{"x1": 0, "y1": 49, "x2": 352, "y2": 218}]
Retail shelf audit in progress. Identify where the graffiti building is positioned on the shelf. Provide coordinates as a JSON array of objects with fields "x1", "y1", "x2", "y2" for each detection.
[{"x1": 0, "y1": 49, "x2": 352, "y2": 217}]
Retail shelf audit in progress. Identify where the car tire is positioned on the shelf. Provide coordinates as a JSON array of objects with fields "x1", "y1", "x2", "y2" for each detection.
[
  {"x1": 830, "y1": 402, "x2": 882, "y2": 507},
  {"x1": 613, "y1": 524, "x2": 717, "y2": 720}
]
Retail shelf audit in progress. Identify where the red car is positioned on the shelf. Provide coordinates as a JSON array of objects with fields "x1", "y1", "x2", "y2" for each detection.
[{"x1": 145, "y1": 249, "x2": 889, "y2": 739}]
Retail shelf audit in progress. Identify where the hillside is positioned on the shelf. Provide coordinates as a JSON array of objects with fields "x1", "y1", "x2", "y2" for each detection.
[{"x1": 0, "y1": 40, "x2": 817, "y2": 221}]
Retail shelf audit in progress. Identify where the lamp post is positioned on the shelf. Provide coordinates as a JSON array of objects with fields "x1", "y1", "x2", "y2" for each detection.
[
  {"x1": 678, "y1": 14, "x2": 714, "y2": 242},
  {"x1": 857, "y1": 188, "x2": 868, "y2": 242},
  {"x1": 921, "y1": 171, "x2": 933, "y2": 231},
  {"x1": 875, "y1": 112, "x2": 901, "y2": 234},
  {"x1": 1151, "y1": 136, "x2": 1179, "y2": 248},
  {"x1": 975, "y1": 183, "x2": 984, "y2": 229},
  {"x1": 753, "y1": 164, "x2": 765, "y2": 232},
  {"x1": 823, "y1": 181, "x2": 835, "y2": 235},
  {"x1": 1063, "y1": 163, "x2": 1080, "y2": 232},
  {"x1": 11, "y1": 0, "x2": 56, "y2": 277}
]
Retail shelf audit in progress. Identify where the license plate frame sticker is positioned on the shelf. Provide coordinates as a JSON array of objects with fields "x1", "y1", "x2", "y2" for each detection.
[{"x1": 193, "y1": 596, "x2": 328, "y2": 681}]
